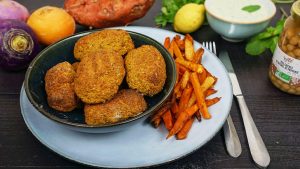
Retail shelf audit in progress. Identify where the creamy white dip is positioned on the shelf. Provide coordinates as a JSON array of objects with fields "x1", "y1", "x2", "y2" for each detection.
[{"x1": 205, "y1": 0, "x2": 276, "y2": 23}]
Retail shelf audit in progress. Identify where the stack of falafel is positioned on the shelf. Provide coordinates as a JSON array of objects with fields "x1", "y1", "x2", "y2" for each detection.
[{"x1": 45, "y1": 29, "x2": 167, "y2": 125}]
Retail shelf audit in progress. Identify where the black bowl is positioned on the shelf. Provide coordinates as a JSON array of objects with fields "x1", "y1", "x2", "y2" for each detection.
[{"x1": 24, "y1": 29, "x2": 176, "y2": 133}]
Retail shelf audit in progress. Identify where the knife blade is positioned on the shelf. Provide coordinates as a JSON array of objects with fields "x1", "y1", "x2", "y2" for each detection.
[
  {"x1": 219, "y1": 51, "x2": 242, "y2": 96},
  {"x1": 219, "y1": 51, "x2": 270, "y2": 168}
]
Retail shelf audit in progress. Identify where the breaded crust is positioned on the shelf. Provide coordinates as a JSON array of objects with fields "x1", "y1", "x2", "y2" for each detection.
[
  {"x1": 84, "y1": 89, "x2": 147, "y2": 125},
  {"x1": 74, "y1": 51, "x2": 125, "y2": 104},
  {"x1": 45, "y1": 62, "x2": 78, "y2": 112},
  {"x1": 74, "y1": 29, "x2": 134, "y2": 60},
  {"x1": 125, "y1": 45, "x2": 167, "y2": 96},
  {"x1": 72, "y1": 62, "x2": 79, "y2": 72}
]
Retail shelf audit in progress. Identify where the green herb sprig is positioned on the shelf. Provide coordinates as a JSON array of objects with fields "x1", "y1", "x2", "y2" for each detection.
[
  {"x1": 245, "y1": 18, "x2": 285, "y2": 56},
  {"x1": 245, "y1": 7, "x2": 289, "y2": 56},
  {"x1": 155, "y1": 0, "x2": 205, "y2": 27}
]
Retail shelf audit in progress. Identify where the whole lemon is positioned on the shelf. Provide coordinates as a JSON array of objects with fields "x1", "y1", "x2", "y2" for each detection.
[{"x1": 174, "y1": 3, "x2": 205, "y2": 33}]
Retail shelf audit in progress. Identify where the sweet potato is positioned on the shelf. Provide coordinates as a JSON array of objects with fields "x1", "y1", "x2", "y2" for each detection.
[{"x1": 64, "y1": 0, "x2": 155, "y2": 28}]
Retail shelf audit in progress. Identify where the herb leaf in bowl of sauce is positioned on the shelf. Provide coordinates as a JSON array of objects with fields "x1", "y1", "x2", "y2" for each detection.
[{"x1": 242, "y1": 5, "x2": 261, "y2": 13}]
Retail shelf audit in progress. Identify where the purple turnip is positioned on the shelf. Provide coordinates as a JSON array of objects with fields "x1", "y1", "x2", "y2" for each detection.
[
  {"x1": 0, "y1": 19, "x2": 40, "y2": 71},
  {"x1": 0, "y1": 0, "x2": 29, "y2": 22}
]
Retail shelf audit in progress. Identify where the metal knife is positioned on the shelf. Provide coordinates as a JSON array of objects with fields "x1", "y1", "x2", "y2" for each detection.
[{"x1": 219, "y1": 51, "x2": 270, "y2": 168}]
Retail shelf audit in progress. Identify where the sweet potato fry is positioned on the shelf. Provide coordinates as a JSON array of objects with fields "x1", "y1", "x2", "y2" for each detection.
[
  {"x1": 152, "y1": 94, "x2": 174, "y2": 127},
  {"x1": 174, "y1": 80, "x2": 182, "y2": 95},
  {"x1": 174, "y1": 35, "x2": 185, "y2": 51},
  {"x1": 166, "y1": 112, "x2": 189, "y2": 138},
  {"x1": 190, "y1": 72, "x2": 211, "y2": 119},
  {"x1": 193, "y1": 48, "x2": 204, "y2": 63},
  {"x1": 212, "y1": 76, "x2": 218, "y2": 85},
  {"x1": 175, "y1": 64, "x2": 180, "y2": 84},
  {"x1": 180, "y1": 71, "x2": 190, "y2": 89},
  {"x1": 189, "y1": 95, "x2": 201, "y2": 121},
  {"x1": 178, "y1": 86, "x2": 193, "y2": 112},
  {"x1": 168, "y1": 39, "x2": 174, "y2": 57},
  {"x1": 164, "y1": 37, "x2": 170, "y2": 49},
  {"x1": 185, "y1": 35, "x2": 194, "y2": 61},
  {"x1": 171, "y1": 92, "x2": 177, "y2": 104},
  {"x1": 173, "y1": 40, "x2": 183, "y2": 59},
  {"x1": 177, "y1": 39, "x2": 185, "y2": 51},
  {"x1": 152, "y1": 118, "x2": 161, "y2": 128},
  {"x1": 177, "y1": 63, "x2": 187, "y2": 74},
  {"x1": 174, "y1": 69, "x2": 187, "y2": 97},
  {"x1": 162, "y1": 110, "x2": 173, "y2": 131},
  {"x1": 151, "y1": 103, "x2": 171, "y2": 122},
  {"x1": 187, "y1": 93, "x2": 196, "y2": 107},
  {"x1": 201, "y1": 76, "x2": 216, "y2": 92},
  {"x1": 174, "y1": 34, "x2": 181, "y2": 41},
  {"x1": 176, "y1": 117, "x2": 195, "y2": 140},
  {"x1": 171, "y1": 101, "x2": 179, "y2": 116},
  {"x1": 198, "y1": 70, "x2": 207, "y2": 84},
  {"x1": 185, "y1": 104, "x2": 199, "y2": 116},
  {"x1": 205, "y1": 88, "x2": 217, "y2": 97},
  {"x1": 176, "y1": 90, "x2": 182, "y2": 99},
  {"x1": 206, "y1": 97, "x2": 221, "y2": 107},
  {"x1": 185, "y1": 34, "x2": 194, "y2": 42},
  {"x1": 195, "y1": 111, "x2": 202, "y2": 121},
  {"x1": 176, "y1": 57, "x2": 204, "y2": 73},
  {"x1": 167, "y1": 104, "x2": 198, "y2": 139},
  {"x1": 187, "y1": 96, "x2": 201, "y2": 121},
  {"x1": 206, "y1": 68, "x2": 213, "y2": 77},
  {"x1": 174, "y1": 85, "x2": 181, "y2": 95}
]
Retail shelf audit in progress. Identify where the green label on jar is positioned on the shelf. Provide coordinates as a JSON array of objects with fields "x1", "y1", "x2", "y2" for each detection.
[{"x1": 275, "y1": 70, "x2": 292, "y2": 83}]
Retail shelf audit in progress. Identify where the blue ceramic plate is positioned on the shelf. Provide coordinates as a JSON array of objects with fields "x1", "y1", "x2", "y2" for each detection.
[{"x1": 20, "y1": 26, "x2": 233, "y2": 168}]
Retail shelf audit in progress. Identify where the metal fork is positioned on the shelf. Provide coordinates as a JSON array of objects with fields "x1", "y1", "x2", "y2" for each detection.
[{"x1": 203, "y1": 41, "x2": 242, "y2": 158}]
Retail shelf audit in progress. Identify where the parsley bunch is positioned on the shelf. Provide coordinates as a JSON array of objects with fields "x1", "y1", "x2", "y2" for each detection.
[{"x1": 155, "y1": 0, "x2": 205, "y2": 27}]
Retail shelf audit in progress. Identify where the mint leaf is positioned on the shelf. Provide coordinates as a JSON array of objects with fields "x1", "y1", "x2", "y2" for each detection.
[
  {"x1": 273, "y1": 19, "x2": 285, "y2": 35},
  {"x1": 245, "y1": 18, "x2": 285, "y2": 56},
  {"x1": 269, "y1": 36, "x2": 279, "y2": 53},
  {"x1": 246, "y1": 40, "x2": 267, "y2": 56},
  {"x1": 256, "y1": 31, "x2": 273, "y2": 40},
  {"x1": 246, "y1": 37, "x2": 275, "y2": 56},
  {"x1": 242, "y1": 5, "x2": 261, "y2": 13}
]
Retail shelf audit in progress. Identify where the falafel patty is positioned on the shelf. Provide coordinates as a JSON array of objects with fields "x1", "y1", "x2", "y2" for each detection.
[
  {"x1": 45, "y1": 62, "x2": 78, "y2": 112},
  {"x1": 74, "y1": 51, "x2": 125, "y2": 104},
  {"x1": 74, "y1": 29, "x2": 135, "y2": 60},
  {"x1": 125, "y1": 45, "x2": 167, "y2": 96},
  {"x1": 72, "y1": 62, "x2": 79, "y2": 72},
  {"x1": 84, "y1": 89, "x2": 147, "y2": 125}
]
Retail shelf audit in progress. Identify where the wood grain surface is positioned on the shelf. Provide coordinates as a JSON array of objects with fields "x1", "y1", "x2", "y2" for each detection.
[{"x1": 0, "y1": 1, "x2": 299, "y2": 169}]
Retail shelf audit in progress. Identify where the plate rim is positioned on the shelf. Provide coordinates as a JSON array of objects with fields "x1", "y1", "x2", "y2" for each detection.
[{"x1": 19, "y1": 26, "x2": 233, "y2": 168}]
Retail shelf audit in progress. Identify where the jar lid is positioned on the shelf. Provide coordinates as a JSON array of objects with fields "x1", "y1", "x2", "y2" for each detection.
[{"x1": 292, "y1": 0, "x2": 300, "y2": 19}]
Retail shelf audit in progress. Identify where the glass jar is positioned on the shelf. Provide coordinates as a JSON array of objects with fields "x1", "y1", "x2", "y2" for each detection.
[{"x1": 269, "y1": 1, "x2": 300, "y2": 95}]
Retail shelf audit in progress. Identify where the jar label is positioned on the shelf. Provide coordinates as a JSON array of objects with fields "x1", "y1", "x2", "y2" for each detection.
[{"x1": 271, "y1": 45, "x2": 300, "y2": 86}]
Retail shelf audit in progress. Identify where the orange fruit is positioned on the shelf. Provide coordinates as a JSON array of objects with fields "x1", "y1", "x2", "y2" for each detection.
[{"x1": 27, "y1": 6, "x2": 75, "y2": 45}]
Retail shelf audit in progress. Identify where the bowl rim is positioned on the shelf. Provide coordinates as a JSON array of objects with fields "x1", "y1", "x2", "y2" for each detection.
[
  {"x1": 204, "y1": 0, "x2": 276, "y2": 25},
  {"x1": 24, "y1": 28, "x2": 176, "y2": 129}
]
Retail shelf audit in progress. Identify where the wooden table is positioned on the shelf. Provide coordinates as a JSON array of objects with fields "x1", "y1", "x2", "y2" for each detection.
[{"x1": 1, "y1": 1, "x2": 299, "y2": 169}]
